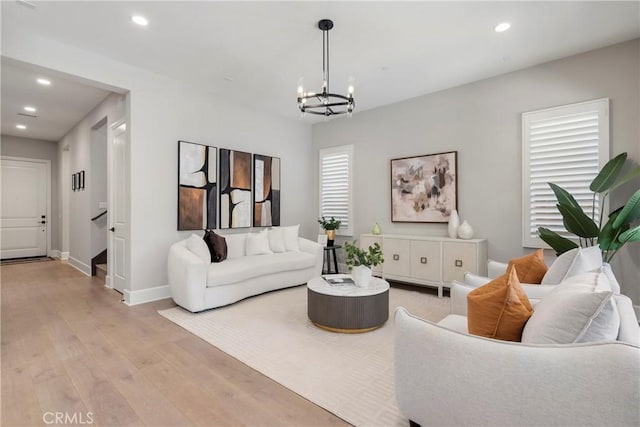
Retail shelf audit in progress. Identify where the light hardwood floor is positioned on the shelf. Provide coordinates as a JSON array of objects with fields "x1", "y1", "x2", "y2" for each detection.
[{"x1": 1, "y1": 260, "x2": 348, "y2": 426}]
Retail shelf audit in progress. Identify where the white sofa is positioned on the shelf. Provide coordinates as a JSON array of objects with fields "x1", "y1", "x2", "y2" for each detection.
[
  {"x1": 395, "y1": 279, "x2": 640, "y2": 426},
  {"x1": 168, "y1": 232, "x2": 323, "y2": 312}
]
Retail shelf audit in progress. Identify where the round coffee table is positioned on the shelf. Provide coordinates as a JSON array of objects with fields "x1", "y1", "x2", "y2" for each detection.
[{"x1": 307, "y1": 275, "x2": 390, "y2": 333}]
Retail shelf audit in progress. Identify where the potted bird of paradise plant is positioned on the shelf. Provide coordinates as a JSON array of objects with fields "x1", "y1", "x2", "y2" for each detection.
[{"x1": 538, "y1": 152, "x2": 640, "y2": 263}]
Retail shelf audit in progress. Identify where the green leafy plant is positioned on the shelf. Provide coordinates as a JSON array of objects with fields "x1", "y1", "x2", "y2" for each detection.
[
  {"x1": 344, "y1": 241, "x2": 384, "y2": 269},
  {"x1": 317, "y1": 216, "x2": 342, "y2": 230},
  {"x1": 538, "y1": 152, "x2": 640, "y2": 262}
]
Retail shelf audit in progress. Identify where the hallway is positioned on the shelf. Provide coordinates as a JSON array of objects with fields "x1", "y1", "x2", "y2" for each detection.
[{"x1": 1, "y1": 261, "x2": 343, "y2": 426}]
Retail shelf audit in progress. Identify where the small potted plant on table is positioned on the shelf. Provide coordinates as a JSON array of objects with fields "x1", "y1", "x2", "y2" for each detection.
[
  {"x1": 318, "y1": 216, "x2": 342, "y2": 246},
  {"x1": 344, "y1": 241, "x2": 384, "y2": 287}
]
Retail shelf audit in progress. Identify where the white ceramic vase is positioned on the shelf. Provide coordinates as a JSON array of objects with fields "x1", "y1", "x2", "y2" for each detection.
[
  {"x1": 458, "y1": 220, "x2": 474, "y2": 239},
  {"x1": 448, "y1": 210, "x2": 460, "y2": 239},
  {"x1": 352, "y1": 265, "x2": 372, "y2": 287},
  {"x1": 372, "y1": 222, "x2": 382, "y2": 235}
]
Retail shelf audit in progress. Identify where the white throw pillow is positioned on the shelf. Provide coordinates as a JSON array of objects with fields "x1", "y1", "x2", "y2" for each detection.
[
  {"x1": 246, "y1": 229, "x2": 273, "y2": 256},
  {"x1": 282, "y1": 224, "x2": 300, "y2": 252},
  {"x1": 601, "y1": 263, "x2": 621, "y2": 294},
  {"x1": 541, "y1": 246, "x2": 602, "y2": 285},
  {"x1": 268, "y1": 227, "x2": 286, "y2": 253},
  {"x1": 186, "y1": 234, "x2": 211, "y2": 264},
  {"x1": 225, "y1": 233, "x2": 247, "y2": 259},
  {"x1": 463, "y1": 272, "x2": 492, "y2": 288},
  {"x1": 522, "y1": 271, "x2": 620, "y2": 344}
]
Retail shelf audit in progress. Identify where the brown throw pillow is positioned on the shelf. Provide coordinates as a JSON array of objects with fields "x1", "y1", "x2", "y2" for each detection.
[
  {"x1": 507, "y1": 249, "x2": 548, "y2": 284},
  {"x1": 203, "y1": 230, "x2": 227, "y2": 263},
  {"x1": 467, "y1": 265, "x2": 534, "y2": 342}
]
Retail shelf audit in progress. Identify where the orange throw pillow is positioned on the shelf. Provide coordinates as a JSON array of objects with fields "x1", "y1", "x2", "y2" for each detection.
[
  {"x1": 467, "y1": 265, "x2": 534, "y2": 341},
  {"x1": 507, "y1": 249, "x2": 548, "y2": 284}
]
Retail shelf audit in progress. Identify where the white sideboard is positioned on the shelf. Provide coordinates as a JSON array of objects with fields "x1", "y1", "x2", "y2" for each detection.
[{"x1": 359, "y1": 233, "x2": 488, "y2": 298}]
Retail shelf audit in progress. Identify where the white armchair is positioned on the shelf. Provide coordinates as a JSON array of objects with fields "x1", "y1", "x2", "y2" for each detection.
[
  {"x1": 466, "y1": 249, "x2": 621, "y2": 294},
  {"x1": 461, "y1": 259, "x2": 557, "y2": 312},
  {"x1": 395, "y1": 281, "x2": 640, "y2": 427}
]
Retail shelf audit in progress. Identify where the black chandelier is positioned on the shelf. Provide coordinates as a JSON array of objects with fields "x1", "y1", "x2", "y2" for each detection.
[{"x1": 297, "y1": 19, "x2": 355, "y2": 117}]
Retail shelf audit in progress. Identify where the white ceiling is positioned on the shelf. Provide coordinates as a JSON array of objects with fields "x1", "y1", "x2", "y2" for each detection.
[
  {"x1": 1, "y1": 61, "x2": 112, "y2": 141},
  {"x1": 1, "y1": 1, "x2": 639, "y2": 139}
]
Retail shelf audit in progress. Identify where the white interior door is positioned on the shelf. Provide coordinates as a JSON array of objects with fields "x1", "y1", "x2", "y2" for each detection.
[
  {"x1": 109, "y1": 121, "x2": 127, "y2": 293},
  {"x1": 1, "y1": 158, "x2": 48, "y2": 259}
]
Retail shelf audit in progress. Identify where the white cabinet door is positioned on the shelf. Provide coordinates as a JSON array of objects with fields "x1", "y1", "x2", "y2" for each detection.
[
  {"x1": 359, "y1": 235, "x2": 383, "y2": 275},
  {"x1": 382, "y1": 238, "x2": 410, "y2": 277},
  {"x1": 443, "y1": 241, "x2": 478, "y2": 283},
  {"x1": 365, "y1": 233, "x2": 486, "y2": 298},
  {"x1": 410, "y1": 240, "x2": 441, "y2": 281}
]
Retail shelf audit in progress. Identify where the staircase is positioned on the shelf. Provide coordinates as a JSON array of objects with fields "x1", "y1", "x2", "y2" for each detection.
[
  {"x1": 91, "y1": 249, "x2": 107, "y2": 283},
  {"x1": 95, "y1": 263, "x2": 107, "y2": 281}
]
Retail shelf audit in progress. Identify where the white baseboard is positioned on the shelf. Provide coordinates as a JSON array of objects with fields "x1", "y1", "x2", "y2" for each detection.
[
  {"x1": 49, "y1": 250, "x2": 69, "y2": 260},
  {"x1": 68, "y1": 256, "x2": 91, "y2": 276},
  {"x1": 123, "y1": 285, "x2": 171, "y2": 306}
]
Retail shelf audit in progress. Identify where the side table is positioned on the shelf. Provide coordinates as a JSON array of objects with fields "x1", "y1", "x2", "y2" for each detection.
[{"x1": 322, "y1": 245, "x2": 341, "y2": 274}]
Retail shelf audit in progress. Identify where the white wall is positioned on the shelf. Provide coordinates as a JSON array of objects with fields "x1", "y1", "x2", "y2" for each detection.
[
  {"x1": 0, "y1": 134, "x2": 60, "y2": 253},
  {"x1": 128, "y1": 74, "x2": 314, "y2": 295},
  {"x1": 90, "y1": 120, "x2": 108, "y2": 257},
  {"x1": 313, "y1": 39, "x2": 640, "y2": 303},
  {"x1": 58, "y1": 93, "x2": 124, "y2": 274},
  {"x1": 3, "y1": 30, "x2": 314, "y2": 302}
]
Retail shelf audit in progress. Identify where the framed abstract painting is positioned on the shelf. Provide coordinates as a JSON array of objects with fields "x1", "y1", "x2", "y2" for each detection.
[
  {"x1": 219, "y1": 148, "x2": 252, "y2": 229},
  {"x1": 177, "y1": 140, "x2": 217, "y2": 230},
  {"x1": 390, "y1": 151, "x2": 457, "y2": 223},
  {"x1": 253, "y1": 154, "x2": 280, "y2": 227}
]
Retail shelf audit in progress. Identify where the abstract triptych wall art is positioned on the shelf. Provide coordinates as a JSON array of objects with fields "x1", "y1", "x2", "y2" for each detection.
[
  {"x1": 178, "y1": 141, "x2": 217, "y2": 230},
  {"x1": 219, "y1": 148, "x2": 252, "y2": 229},
  {"x1": 253, "y1": 154, "x2": 281, "y2": 227}
]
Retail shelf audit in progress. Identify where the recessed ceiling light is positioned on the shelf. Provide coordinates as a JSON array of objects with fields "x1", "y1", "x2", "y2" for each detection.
[
  {"x1": 131, "y1": 15, "x2": 149, "y2": 26},
  {"x1": 494, "y1": 22, "x2": 511, "y2": 33},
  {"x1": 37, "y1": 78, "x2": 51, "y2": 85},
  {"x1": 16, "y1": 124, "x2": 27, "y2": 130},
  {"x1": 24, "y1": 106, "x2": 37, "y2": 112}
]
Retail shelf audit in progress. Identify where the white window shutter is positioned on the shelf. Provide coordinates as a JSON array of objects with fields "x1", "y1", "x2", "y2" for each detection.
[
  {"x1": 522, "y1": 99, "x2": 609, "y2": 248},
  {"x1": 319, "y1": 145, "x2": 353, "y2": 236}
]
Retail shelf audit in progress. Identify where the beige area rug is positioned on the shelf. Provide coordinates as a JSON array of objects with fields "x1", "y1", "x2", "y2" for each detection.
[{"x1": 159, "y1": 285, "x2": 450, "y2": 426}]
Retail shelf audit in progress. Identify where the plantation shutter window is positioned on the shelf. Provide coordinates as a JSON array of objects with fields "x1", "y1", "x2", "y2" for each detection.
[
  {"x1": 319, "y1": 145, "x2": 353, "y2": 236},
  {"x1": 522, "y1": 98, "x2": 609, "y2": 248}
]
